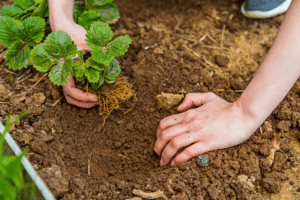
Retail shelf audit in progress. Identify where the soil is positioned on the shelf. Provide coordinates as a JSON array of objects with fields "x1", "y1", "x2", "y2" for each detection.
[{"x1": 1, "y1": 0, "x2": 300, "y2": 199}]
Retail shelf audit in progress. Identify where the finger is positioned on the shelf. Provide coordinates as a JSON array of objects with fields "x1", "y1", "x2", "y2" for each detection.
[
  {"x1": 154, "y1": 122, "x2": 191, "y2": 155},
  {"x1": 171, "y1": 142, "x2": 210, "y2": 166},
  {"x1": 63, "y1": 76, "x2": 98, "y2": 102},
  {"x1": 160, "y1": 132, "x2": 200, "y2": 166},
  {"x1": 177, "y1": 92, "x2": 214, "y2": 111},
  {"x1": 65, "y1": 96, "x2": 97, "y2": 108},
  {"x1": 156, "y1": 113, "x2": 187, "y2": 138}
]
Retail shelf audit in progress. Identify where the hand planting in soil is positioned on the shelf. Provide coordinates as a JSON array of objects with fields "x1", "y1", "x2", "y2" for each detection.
[
  {"x1": 0, "y1": 0, "x2": 126, "y2": 108},
  {"x1": 0, "y1": 111, "x2": 35, "y2": 200},
  {"x1": 155, "y1": 0, "x2": 300, "y2": 166}
]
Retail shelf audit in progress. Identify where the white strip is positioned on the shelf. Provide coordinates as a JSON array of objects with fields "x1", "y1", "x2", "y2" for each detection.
[{"x1": 0, "y1": 122, "x2": 56, "y2": 200}]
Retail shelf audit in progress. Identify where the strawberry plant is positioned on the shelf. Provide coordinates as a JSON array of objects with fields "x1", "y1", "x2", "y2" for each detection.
[
  {"x1": 0, "y1": 0, "x2": 128, "y2": 88},
  {"x1": 0, "y1": 16, "x2": 46, "y2": 70},
  {"x1": 30, "y1": 21, "x2": 131, "y2": 88},
  {"x1": 0, "y1": 0, "x2": 49, "y2": 20},
  {"x1": 0, "y1": 111, "x2": 36, "y2": 200}
]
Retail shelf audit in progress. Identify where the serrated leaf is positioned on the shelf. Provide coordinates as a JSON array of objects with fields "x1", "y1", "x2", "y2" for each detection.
[
  {"x1": 0, "y1": 5, "x2": 24, "y2": 19},
  {"x1": 84, "y1": 67, "x2": 100, "y2": 83},
  {"x1": 6, "y1": 42, "x2": 31, "y2": 70},
  {"x1": 92, "y1": 2, "x2": 120, "y2": 24},
  {"x1": 0, "y1": 16, "x2": 22, "y2": 47},
  {"x1": 86, "y1": 21, "x2": 113, "y2": 49},
  {"x1": 22, "y1": 16, "x2": 46, "y2": 44},
  {"x1": 85, "y1": 57, "x2": 105, "y2": 71},
  {"x1": 31, "y1": 31, "x2": 77, "y2": 81},
  {"x1": 92, "y1": 35, "x2": 131, "y2": 66},
  {"x1": 103, "y1": 59, "x2": 120, "y2": 83},
  {"x1": 91, "y1": 76, "x2": 104, "y2": 89},
  {"x1": 31, "y1": 0, "x2": 48, "y2": 17},
  {"x1": 91, "y1": 46, "x2": 114, "y2": 66},
  {"x1": 106, "y1": 35, "x2": 131, "y2": 57},
  {"x1": 49, "y1": 59, "x2": 73, "y2": 86},
  {"x1": 30, "y1": 43, "x2": 56, "y2": 72},
  {"x1": 43, "y1": 31, "x2": 78, "y2": 59},
  {"x1": 73, "y1": 1, "x2": 85, "y2": 23},
  {"x1": 14, "y1": 0, "x2": 36, "y2": 10},
  {"x1": 78, "y1": 10, "x2": 102, "y2": 30},
  {"x1": 73, "y1": 59, "x2": 86, "y2": 78}
]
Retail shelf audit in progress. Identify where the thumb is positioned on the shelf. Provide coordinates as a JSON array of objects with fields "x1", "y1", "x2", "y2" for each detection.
[{"x1": 177, "y1": 92, "x2": 213, "y2": 111}]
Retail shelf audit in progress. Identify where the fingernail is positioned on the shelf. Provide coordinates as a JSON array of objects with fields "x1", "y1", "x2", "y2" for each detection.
[
  {"x1": 171, "y1": 161, "x2": 176, "y2": 167},
  {"x1": 160, "y1": 160, "x2": 165, "y2": 166}
]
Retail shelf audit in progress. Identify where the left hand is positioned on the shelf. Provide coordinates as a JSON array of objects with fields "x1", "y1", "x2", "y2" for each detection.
[{"x1": 154, "y1": 92, "x2": 258, "y2": 166}]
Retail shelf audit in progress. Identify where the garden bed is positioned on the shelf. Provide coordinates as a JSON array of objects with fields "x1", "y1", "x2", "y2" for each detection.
[{"x1": 1, "y1": 0, "x2": 300, "y2": 199}]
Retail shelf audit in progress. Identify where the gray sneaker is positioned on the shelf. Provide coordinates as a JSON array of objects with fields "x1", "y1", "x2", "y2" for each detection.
[{"x1": 241, "y1": 0, "x2": 292, "y2": 19}]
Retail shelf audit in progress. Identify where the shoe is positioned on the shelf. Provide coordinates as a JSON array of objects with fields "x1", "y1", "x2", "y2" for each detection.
[{"x1": 241, "y1": 0, "x2": 292, "y2": 19}]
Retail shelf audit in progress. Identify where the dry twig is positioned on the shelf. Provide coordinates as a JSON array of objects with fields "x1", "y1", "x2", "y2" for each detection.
[{"x1": 26, "y1": 73, "x2": 48, "y2": 94}]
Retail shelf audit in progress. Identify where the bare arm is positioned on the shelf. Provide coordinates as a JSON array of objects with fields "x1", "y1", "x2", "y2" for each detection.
[
  {"x1": 154, "y1": 0, "x2": 300, "y2": 166},
  {"x1": 239, "y1": 0, "x2": 300, "y2": 123}
]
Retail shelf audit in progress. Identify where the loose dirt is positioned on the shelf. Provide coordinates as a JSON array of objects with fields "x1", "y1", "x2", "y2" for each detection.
[{"x1": 1, "y1": 0, "x2": 300, "y2": 199}]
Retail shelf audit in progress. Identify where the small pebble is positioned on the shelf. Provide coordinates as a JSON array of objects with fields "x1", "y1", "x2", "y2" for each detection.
[
  {"x1": 215, "y1": 55, "x2": 229, "y2": 67},
  {"x1": 196, "y1": 154, "x2": 209, "y2": 167}
]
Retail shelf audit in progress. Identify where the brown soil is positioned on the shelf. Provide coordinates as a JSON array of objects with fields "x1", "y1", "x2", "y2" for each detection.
[{"x1": 1, "y1": 0, "x2": 300, "y2": 199}]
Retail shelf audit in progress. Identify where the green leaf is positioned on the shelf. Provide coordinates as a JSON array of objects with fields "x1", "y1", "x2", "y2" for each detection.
[
  {"x1": 6, "y1": 42, "x2": 31, "y2": 70},
  {"x1": 31, "y1": 0, "x2": 48, "y2": 17},
  {"x1": 31, "y1": 31, "x2": 78, "y2": 84},
  {"x1": 0, "y1": 16, "x2": 22, "y2": 47},
  {"x1": 103, "y1": 59, "x2": 120, "y2": 83},
  {"x1": 4, "y1": 150, "x2": 26, "y2": 189},
  {"x1": 91, "y1": 76, "x2": 104, "y2": 89},
  {"x1": 86, "y1": 21, "x2": 113, "y2": 49},
  {"x1": 85, "y1": 57, "x2": 105, "y2": 71},
  {"x1": 49, "y1": 59, "x2": 73, "y2": 86},
  {"x1": 92, "y1": 2, "x2": 120, "y2": 24},
  {"x1": 0, "y1": 178, "x2": 16, "y2": 200},
  {"x1": 84, "y1": 67, "x2": 100, "y2": 83},
  {"x1": 22, "y1": 16, "x2": 46, "y2": 44},
  {"x1": 33, "y1": 0, "x2": 43, "y2": 4},
  {"x1": 91, "y1": 35, "x2": 131, "y2": 66},
  {"x1": 78, "y1": 10, "x2": 102, "y2": 30},
  {"x1": 91, "y1": 46, "x2": 114, "y2": 66},
  {"x1": 73, "y1": 59, "x2": 86, "y2": 78},
  {"x1": 14, "y1": 0, "x2": 36, "y2": 10},
  {"x1": 73, "y1": 1, "x2": 85, "y2": 23},
  {"x1": 106, "y1": 35, "x2": 131, "y2": 57},
  {"x1": 0, "y1": 5, "x2": 24, "y2": 19},
  {"x1": 30, "y1": 43, "x2": 56, "y2": 72},
  {"x1": 44, "y1": 31, "x2": 78, "y2": 59},
  {"x1": 86, "y1": 0, "x2": 113, "y2": 7}
]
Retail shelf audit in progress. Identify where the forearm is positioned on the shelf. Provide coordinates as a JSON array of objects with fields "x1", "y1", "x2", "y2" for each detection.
[
  {"x1": 48, "y1": 0, "x2": 75, "y2": 31},
  {"x1": 238, "y1": 0, "x2": 300, "y2": 123}
]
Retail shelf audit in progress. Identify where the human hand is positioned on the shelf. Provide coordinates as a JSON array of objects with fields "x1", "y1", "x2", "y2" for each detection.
[
  {"x1": 63, "y1": 75, "x2": 98, "y2": 108},
  {"x1": 51, "y1": 19, "x2": 97, "y2": 107},
  {"x1": 154, "y1": 92, "x2": 258, "y2": 166}
]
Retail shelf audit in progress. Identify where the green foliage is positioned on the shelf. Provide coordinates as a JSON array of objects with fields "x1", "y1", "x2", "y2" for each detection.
[
  {"x1": 0, "y1": 0, "x2": 48, "y2": 20},
  {"x1": 0, "y1": 0, "x2": 130, "y2": 89},
  {"x1": 85, "y1": 0, "x2": 120, "y2": 24},
  {"x1": 78, "y1": 10, "x2": 102, "y2": 29},
  {"x1": 179, "y1": 89, "x2": 187, "y2": 94},
  {"x1": 0, "y1": 16, "x2": 46, "y2": 70},
  {"x1": 87, "y1": 22, "x2": 131, "y2": 66},
  {"x1": 30, "y1": 30, "x2": 78, "y2": 85},
  {"x1": 0, "y1": 111, "x2": 35, "y2": 200}
]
